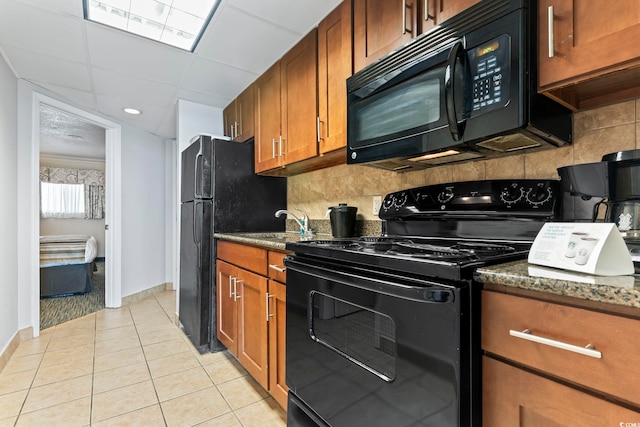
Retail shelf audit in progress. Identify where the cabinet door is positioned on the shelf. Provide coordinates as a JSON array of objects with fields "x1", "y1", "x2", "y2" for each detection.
[
  {"x1": 318, "y1": 0, "x2": 352, "y2": 154},
  {"x1": 354, "y1": 0, "x2": 417, "y2": 72},
  {"x1": 280, "y1": 29, "x2": 319, "y2": 166},
  {"x1": 236, "y1": 84, "x2": 254, "y2": 143},
  {"x1": 420, "y1": 0, "x2": 480, "y2": 34},
  {"x1": 538, "y1": 0, "x2": 640, "y2": 91},
  {"x1": 236, "y1": 267, "x2": 269, "y2": 389},
  {"x1": 222, "y1": 101, "x2": 236, "y2": 140},
  {"x1": 268, "y1": 280, "x2": 288, "y2": 409},
  {"x1": 216, "y1": 260, "x2": 238, "y2": 356},
  {"x1": 255, "y1": 62, "x2": 283, "y2": 173},
  {"x1": 483, "y1": 357, "x2": 640, "y2": 426}
]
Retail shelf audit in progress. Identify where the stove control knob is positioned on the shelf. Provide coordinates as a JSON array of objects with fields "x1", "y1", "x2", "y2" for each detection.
[
  {"x1": 382, "y1": 195, "x2": 395, "y2": 211},
  {"x1": 437, "y1": 188, "x2": 454, "y2": 204},
  {"x1": 526, "y1": 185, "x2": 552, "y2": 206},
  {"x1": 394, "y1": 192, "x2": 408, "y2": 208},
  {"x1": 500, "y1": 183, "x2": 524, "y2": 205}
]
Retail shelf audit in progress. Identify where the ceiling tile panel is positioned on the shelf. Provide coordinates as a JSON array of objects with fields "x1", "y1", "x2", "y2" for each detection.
[
  {"x1": 3, "y1": 46, "x2": 91, "y2": 91},
  {"x1": 0, "y1": 1, "x2": 86, "y2": 62},
  {"x1": 36, "y1": 83, "x2": 97, "y2": 111},
  {"x1": 228, "y1": 0, "x2": 340, "y2": 34},
  {"x1": 181, "y1": 58, "x2": 256, "y2": 99},
  {"x1": 176, "y1": 89, "x2": 230, "y2": 109},
  {"x1": 96, "y1": 94, "x2": 169, "y2": 132},
  {"x1": 197, "y1": 5, "x2": 299, "y2": 74},
  {"x1": 16, "y1": 0, "x2": 84, "y2": 18},
  {"x1": 92, "y1": 68, "x2": 178, "y2": 108},
  {"x1": 86, "y1": 23, "x2": 195, "y2": 86}
]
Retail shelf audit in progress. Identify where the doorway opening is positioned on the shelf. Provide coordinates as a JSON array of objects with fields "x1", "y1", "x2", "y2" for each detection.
[{"x1": 31, "y1": 93, "x2": 122, "y2": 336}]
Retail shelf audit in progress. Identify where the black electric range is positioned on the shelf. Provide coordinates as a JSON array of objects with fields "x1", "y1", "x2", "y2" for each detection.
[{"x1": 285, "y1": 179, "x2": 562, "y2": 427}]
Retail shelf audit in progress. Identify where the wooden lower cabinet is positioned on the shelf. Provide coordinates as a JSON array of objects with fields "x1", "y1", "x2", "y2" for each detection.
[
  {"x1": 268, "y1": 279, "x2": 288, "y2": 409},
  {"x1": 483, "y1": 357, "x2": 640, "y2": 426},
  {"x1": 216, "y1": 240, "x2": 288, "y2": 409},
  {"x1": 482, "y1": 290, "x2": 640, "y2": 423},
  {"x1": 216, "y1": 260, "x2": 268, "y2": 388}
]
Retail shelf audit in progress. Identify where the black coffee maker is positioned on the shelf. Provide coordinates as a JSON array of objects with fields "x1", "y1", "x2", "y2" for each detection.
[{"x1": 558, "y1": 149, "x2": 640, "y2": 240}]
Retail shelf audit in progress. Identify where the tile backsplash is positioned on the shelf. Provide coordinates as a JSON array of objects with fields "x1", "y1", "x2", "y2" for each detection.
[{"x1": 288, "y1": 99, "x2": 640, "y2": 221}]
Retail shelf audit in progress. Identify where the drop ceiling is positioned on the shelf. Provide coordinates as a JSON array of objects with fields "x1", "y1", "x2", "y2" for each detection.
[{"x1": 0, "y1": 0, "x2": 341, "y2": 147}]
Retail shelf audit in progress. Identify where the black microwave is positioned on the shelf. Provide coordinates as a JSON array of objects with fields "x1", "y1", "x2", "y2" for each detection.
[{"x1": 347, "y1": 0, "x2": 572, "y2": 172}]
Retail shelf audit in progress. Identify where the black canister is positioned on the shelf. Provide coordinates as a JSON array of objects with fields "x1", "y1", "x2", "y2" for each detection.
[{"x1": 326, "y1": 203, "x2": 357, "y2": 238}]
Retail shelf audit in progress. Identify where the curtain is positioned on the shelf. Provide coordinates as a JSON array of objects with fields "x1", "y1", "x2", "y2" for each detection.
[
  {"x1": 40, "y1": 182, "x2": 85, "y2": 218},
  {"x1": 40, "y1": 166, "x2": 105, "y2": 220}
]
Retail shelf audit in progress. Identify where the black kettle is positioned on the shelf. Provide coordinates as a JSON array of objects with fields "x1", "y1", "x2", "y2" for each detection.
[{"x1": 326, "y1": 203, "x2": 357, "y2": 238}]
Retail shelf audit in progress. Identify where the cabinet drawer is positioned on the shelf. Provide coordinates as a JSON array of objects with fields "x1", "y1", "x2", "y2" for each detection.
[
  {"x1": 482, "y1": 290, "x2": 640, "y2": 407},
  {"x1": 267, "y1": 251, "x2": 287, "y2": 283},
  {"x1": 217, "y1": 241, "x2": 267, "y2": 276}
]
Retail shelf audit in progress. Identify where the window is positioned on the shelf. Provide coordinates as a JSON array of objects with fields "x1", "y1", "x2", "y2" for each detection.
[{"x1": 40, "y1": 182, "x2": 85, "y2": 219}]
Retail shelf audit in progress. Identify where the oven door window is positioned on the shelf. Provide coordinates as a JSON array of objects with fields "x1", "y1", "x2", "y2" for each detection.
[
  {"x1": 310, "y1": 292, "x2": 397, "y2": 381},
  {"x1": 349, "y1": 66, "x2": 446, "y2": 149}
]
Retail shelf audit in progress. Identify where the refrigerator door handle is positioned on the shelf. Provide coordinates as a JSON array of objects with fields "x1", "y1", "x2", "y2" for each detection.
[
  {"x1": 193, "y1": 201, "x2": 202, "y2": 269},
  {"x1": 194, "y1": 141, "x2": 204, "y2": 199}
]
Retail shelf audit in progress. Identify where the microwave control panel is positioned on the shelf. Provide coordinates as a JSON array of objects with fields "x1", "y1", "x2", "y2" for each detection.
[{"x1": 468, "y1": 34, "x2": 510, "y2": 115}]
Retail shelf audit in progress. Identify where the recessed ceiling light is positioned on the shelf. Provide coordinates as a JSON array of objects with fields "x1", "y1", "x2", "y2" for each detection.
[
  {"x1": 83, "y1": 0, "x2": 221, "y2": 52},
  {"x1": 123, "y1": 107, "x2": 142, "y2": 115}
]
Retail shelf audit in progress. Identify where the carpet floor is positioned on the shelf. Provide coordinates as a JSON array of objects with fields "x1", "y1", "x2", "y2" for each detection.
[{"x1": 39, "y1": 261, "x2": 105, "y2": 330}]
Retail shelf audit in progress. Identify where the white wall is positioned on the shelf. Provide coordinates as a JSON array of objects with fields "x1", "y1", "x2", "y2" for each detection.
[
  {"x1": 0, "y1": 54, "x2": 19, "y2": 355},
  {"x1": 120, "y1": 123, "x2": 168, "y2": 297},
  {"x1": 176, "y1": 99, "x2": 224, "y2": 152}
]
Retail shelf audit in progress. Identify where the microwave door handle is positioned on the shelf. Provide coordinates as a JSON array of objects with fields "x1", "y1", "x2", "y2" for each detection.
[{"x1": 444, "y1": 42, "x2": 467, "y2": 141}]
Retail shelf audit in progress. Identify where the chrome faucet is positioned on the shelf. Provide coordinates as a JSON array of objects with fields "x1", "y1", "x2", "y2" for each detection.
[{"x1": 275, "y1": 209, "x2": 313, "y2": 235}]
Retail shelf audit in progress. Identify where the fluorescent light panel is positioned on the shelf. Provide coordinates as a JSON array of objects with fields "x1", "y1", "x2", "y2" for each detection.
[{"x1": 84, "y1": 0, "x2": 220, "y2": 51}]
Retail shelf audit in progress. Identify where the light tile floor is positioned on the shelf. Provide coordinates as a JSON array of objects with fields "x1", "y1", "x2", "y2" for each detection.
[{"x1": 0, "y1": 290, "x2": 287, "y2": 427}]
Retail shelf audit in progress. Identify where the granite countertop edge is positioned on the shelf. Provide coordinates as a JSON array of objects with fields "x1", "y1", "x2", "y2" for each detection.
[
  {"x1": 475, "y1": 260, "x2": 640, "y2": 309},
  {"x1": 214, "y1": 232, "x2": 333, "y2": 251}
]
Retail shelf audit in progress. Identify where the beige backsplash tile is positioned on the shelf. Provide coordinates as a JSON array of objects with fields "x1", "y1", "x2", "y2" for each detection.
[
  {"x1": 572, "y1": 123, "x2": 635, "y2": 164},
  {"x1": 573, "y1": 100, "x2": 635, "y2": 135},
  {"x1": 485, "y1": 154, "x2": 525, "y2": 179},
  {"x1": 451, "y1": 160, "x2": 485, "y2": 182},
  {"x1": 288, "y1": 98, "x2": 640, "y2": 220},
  {"x1": 525, "y1": 145, "x2": 573, "y2": 179}
]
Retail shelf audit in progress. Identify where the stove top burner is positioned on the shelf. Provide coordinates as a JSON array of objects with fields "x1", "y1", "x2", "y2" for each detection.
[{"x1": 296, "y1": 237, "x2": 520, "y2": 262}]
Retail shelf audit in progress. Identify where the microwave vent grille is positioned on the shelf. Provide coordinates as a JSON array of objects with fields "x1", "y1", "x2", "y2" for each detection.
[{"x1": 476, "y1": 134, "x2": 542, "y2": 152}]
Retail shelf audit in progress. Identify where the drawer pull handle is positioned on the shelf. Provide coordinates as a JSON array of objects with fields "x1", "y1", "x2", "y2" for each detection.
[
  {"x1": 548, "y1": 5, "x2": 555, "y2": 58},
  {"x1": 269, "y1": 264, "x2": 286, "y2": 273},
  {"x1": 509, "y1": 329, "x2": 602, "y2": 359}
]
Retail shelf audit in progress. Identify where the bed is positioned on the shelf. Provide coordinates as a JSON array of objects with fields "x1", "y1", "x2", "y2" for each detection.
[{"x1": 39, "y1": 235, "x2": 98, "y2": 298}]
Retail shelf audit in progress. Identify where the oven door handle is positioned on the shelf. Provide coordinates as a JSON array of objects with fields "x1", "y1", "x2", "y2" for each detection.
[
  {"x1": 444, "y1": 41, "x2": 470, "y2": 142},
  {"x1": 285, "y1": 257, "x2": 456, "y2": 304}
]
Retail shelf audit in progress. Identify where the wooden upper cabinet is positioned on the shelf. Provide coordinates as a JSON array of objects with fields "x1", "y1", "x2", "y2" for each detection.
[
  {"x1": 254, "y1": 62, "x2": 283, "y2": 173},
  {"x1": 235, "y1": 84, "x2": 254, "y2": 142},
  {"x1": 538, "y1": 0, "x2": 640, "y2": 109},
  {"x1": 222, "y1": 103, "x2": 235, "y2": 141},
  {"x1": 353, "y1": 0, "x2": 418, "y2": 72},
  {"x1": 420, "y1": 0, "x2": 481, "y2": 34},
  {"x1": 318, "y1": 0, "x2": 352, "y2": 155},
  {"x1": 280, "y1": 29, "x2": 319, "y2": 166},
  {"x1": 223, "y1": 84, "x2": 254, "y2": 143}
]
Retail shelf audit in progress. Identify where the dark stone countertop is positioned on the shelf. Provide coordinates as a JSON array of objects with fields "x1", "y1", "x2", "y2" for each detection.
[
  {"x1": 214, "y1": 231, "x2": 333, "y2": 251},
  {"x1": 474, "y1": 260, "x2": 640, "y2": 309}
]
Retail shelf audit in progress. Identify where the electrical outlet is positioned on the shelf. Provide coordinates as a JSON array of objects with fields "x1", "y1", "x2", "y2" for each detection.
[{"x1": 372, "y1": 195, "x2": 382, "y2": 216}]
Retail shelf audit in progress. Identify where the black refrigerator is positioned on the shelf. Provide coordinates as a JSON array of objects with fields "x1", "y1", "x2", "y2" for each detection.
[{"x1": 179, "y1": 135, "x2": 286, "y2": 352}]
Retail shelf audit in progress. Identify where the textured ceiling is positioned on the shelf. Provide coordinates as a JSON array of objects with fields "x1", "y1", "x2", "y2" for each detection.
[
  {"x1": 1, "y1": 0, "x2": 341, "y2": 158},
  {"x1": 39, "y1": 105, "x2": 106, "y2": 161}
]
